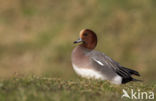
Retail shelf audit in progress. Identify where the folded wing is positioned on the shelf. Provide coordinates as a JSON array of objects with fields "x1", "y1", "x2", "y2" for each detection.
[{"x1": 89, "y1": 50, "x2": 141, "y2": 83}]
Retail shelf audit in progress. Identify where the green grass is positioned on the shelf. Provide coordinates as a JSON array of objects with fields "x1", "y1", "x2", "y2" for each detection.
[{"x1": 0, "y1": 76, "x2": 155, "y2": 101}]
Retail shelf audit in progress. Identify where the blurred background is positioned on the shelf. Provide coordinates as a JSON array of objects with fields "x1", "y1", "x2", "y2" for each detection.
[{"x1": 0, "y1": 0, "x2": 155, "y2": 83}]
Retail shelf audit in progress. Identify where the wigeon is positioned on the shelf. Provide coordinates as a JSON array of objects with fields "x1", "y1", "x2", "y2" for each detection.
[{"x1": 72, "y1": 29, "x2": 141, "y2": 84}]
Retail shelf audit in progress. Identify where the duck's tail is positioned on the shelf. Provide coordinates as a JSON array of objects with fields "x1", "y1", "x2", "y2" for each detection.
[{"x1": 121, "y1": 66, "x2": 140, "y2": 76}]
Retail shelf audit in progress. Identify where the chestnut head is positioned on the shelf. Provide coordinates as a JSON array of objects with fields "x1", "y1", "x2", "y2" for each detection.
[{"x1": 74, "y1": 29, "x2": 97, "y2": 49}]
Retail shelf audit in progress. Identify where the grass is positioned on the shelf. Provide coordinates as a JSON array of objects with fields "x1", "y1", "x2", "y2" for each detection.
[{"x1": 0, "y1": 76, "x2": 155, "y2": 101}]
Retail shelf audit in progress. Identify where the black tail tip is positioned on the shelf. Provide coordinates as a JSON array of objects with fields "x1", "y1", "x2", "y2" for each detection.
[
  {"x1": 122, "y1": 78, "x2": 143, "y2": 84},
  {"x1": 134, "y1": 72, "x2": 141, "y2": 76}
]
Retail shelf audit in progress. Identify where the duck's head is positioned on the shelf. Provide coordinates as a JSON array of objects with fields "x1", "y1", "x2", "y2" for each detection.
[{"x1": 74, "y1": 29, "x2": 97, "y2": 50}]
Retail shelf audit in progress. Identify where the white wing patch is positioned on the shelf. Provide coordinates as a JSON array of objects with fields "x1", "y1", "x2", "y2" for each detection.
[{"x1": 92, "y1": 58, "x2": 104, "y2": 66}]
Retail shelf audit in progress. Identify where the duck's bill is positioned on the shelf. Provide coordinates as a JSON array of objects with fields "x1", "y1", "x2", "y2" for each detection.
[{"x1": 73, "y1": 38, "x2": 84, "y2": 44}]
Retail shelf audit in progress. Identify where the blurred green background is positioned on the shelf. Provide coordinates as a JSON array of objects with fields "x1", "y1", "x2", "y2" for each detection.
[{"x1": 0, "y1": 0, "x2": 155, "y2": 83}]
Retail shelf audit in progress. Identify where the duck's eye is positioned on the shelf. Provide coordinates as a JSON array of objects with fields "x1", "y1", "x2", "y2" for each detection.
[{"x1": 83, "y1": 33, "x2": 88, "y2": 36}]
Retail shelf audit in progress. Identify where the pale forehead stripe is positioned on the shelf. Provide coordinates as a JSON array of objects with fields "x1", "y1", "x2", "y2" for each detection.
[{"x1": 80, "y1": 29, "x2": 87, "y2": 36}]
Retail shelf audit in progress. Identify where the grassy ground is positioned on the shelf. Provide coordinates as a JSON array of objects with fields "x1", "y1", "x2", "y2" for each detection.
[{"x1": 0, "y1": 76, "x2": 155, "y2": 101}]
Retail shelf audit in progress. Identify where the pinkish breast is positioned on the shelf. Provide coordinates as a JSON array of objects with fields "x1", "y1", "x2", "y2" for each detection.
[{"x1": 72, "y1": 46, "x2": 91, "y2": 69}]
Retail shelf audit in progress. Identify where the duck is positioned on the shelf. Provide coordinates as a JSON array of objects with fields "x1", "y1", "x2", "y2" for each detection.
[{"x1": 71, "y1": 29, "x2": 141, "y2": 84}]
